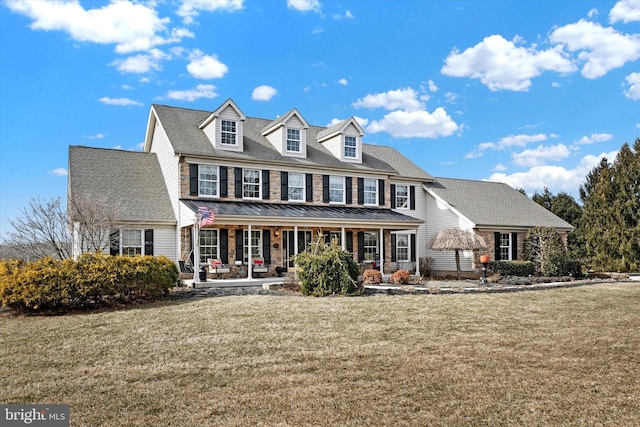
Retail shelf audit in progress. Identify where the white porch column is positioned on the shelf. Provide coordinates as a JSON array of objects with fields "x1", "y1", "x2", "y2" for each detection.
[
  {"x1": 193, "y1": 220, "x2": 200, "y2": 282},
  {"x1": 379, "y1": 228, "x2": 384, "y2": 273},
  {"x1": 341, "y1": 227, "x2": 346, "y2": 250},
  {"x1": 294, "y1": 225, "x2": 299, "y2": 279},
  {"x1": 247, "y1": 224, "x2": 253, "y2": 280},
  {"x1": 414, "y1": 231, "x2": 420, "y2": 276}
]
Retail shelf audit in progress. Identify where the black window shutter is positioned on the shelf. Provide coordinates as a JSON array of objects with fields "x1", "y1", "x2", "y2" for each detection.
[
  {"x1": 262, "y1": 170, "x2": 270, "y2": 200},
  {"x1": 494, "y1": 232, "x2": 501, "y2": 261},
  {"x1": 144, "y1": 229, "x2": 154, "y2": 256},
  {"x1": 391, "y1": 234, "x2": 397, "y2": 262},
  {"x1": 378, "y1": 179, "x2": 385, "y2": 206},
  {"x1": 410, "y1": 186, "x2": 416, "y2": 210},
  {"x1": 411, "y1": 234, "x2": 416, "y2": 262},
  {"x1": 281, "y1": 171, "x2": 288, "y2": 201},
  {"x1": 357, "y1": 232, "x2": 365, "y2": 262},
  {"x1": 306, "y1": 174, "x2": 313, "y2": 202},
  {"x1": 220, "y1": 229, "x2": 229, "y2": 263},
  {"x1": 390, "y1": 184, "x2": 396, "y2": 208},
  {"x1": 263, "y1": 230, "x2": 271, "y2": 263},
  {"x1": 322, "y1": 175, "x2": 330, "y2": 203},
  {"x1": 234, "y1": 168, "x2": 243, "y2": 198},
  {"x1": 511, "y1": 232, "x2": 518, "y2": 260},
  {"x1": 346, "y1": 231, "x2": 353, "y2": 253},
  {"x1": 236, "y1": 229, "x2": 244, "y2": 263},
  {"x1": 190, "y1": 164, "x2": 198, "y2": 196},
  {"x1": 220, "y1": 166, "x2": 228, "y2": 197},
  {"x1": 110, "y1": 229, "x2": 120, "y2": 256},
  {"x1": 357, "y1": 178, "x2": 364, "y2": 205},
  {"x1": 345, "y1": 177, "x2": 352, "y2": 204}
]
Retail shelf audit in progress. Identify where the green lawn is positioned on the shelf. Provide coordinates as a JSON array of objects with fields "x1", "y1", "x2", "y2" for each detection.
[{"x1": 2, "y1": 282, "x2": 639, "y2": 426}]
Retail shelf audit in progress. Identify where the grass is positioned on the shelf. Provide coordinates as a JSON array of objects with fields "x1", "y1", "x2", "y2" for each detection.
[{"x1": 2, "y1": 282, "x2": 639, "y2": 426}]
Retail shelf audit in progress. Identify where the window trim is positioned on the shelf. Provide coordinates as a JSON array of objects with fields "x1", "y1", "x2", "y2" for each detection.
[
  {"x1": 363, "y1": 178, "x2": 378, "y2": 206},
  {"x1": 221, "y1": 120, "x2": 237, "y2": 145},
  {"x1": 395, "y1": 233, "x2": 410, "y2": 262},
  {"x1": 363, "y1": 231, "x2": 378, "y2": 262},
  {"x1": 199, "y1": 229, "x2": 219, "y2": 263},
  {"x1": 395, "y1": 184, "x2": 409, "y2": 209},
  {"x1": 121, "y1": 229, "x2": 143, "y2": 257},
  {"x1": 243, "y1": 229, "x2": 263, "y2": 263},
  {"x1": 344, "y1": 135, "x2": 357, "y2": 158},
  {"x1": 242, "y1": 169, "x2": 261, "y2": 199},
  {"x1": 286, "y1": 128, "x2": 301, "y2": 153},
  {"x1": 499, "y1": 232, "x2": 512, "y2": 261},
  {"x1": 198, "y1": 164, "x2": 219, "y2": 198},
  {"x1": 287, "y1": 172, "x2": 305, "y2": 202},
  {"x1": 329, "y1": 175, "x2": 345, "y2": 204}
]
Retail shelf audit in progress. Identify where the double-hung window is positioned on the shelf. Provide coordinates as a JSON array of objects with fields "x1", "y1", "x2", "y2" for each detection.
[
  {"x1": 122, "y1": 230, "x2": 142, "y2": 256},
  {"x1": 395, "y1": 185, "x2": 409, "y2": 209},
  {"x1": 288, "y1": 173, "x2": 304, "y2": 201},
  {"x1": 199, "y1": 165, "x2": 218, "y2": 197},
  {"x1": 499, "y1": 233, "x2": 511, "y2": 260},
  {"x1": 364, "y1": 232, "x2": 378, "y2": 262},
  {"x1": 243, "y1": 169, "x2": 260, "y2": 199},
  {"x1": 344, "y1": 136, "x2": 357, "y2": 158},
  {"x1": 221, "y1": 120, "x2": 237, "y2": 145},
  {"x1": 329, "y1": 176, "x2": 345, "y2": 203},
  {"x1": 287, "y1": 129, "x2": 301, "y2": 153},
  {"x1": 364, "y1": 179, "x2": 377, "y2": 205},
  {"x1": 329, "y1": 232, "x2": 342, "y2": 246},
  {"x1": 244, "y1": 230, "x2": 262, "y2": 262},
  {"x1": 199, "y1": 229, "x2": 218, "y2": 263},
  {"x1": 396, "y1": 233, "x2": 410, "y2": 262}
]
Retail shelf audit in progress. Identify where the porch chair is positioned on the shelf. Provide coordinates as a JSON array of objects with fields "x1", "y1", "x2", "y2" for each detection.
[
  {"x1": 208, "y1": 258, "x2": 231, "y2": 278},
  {"x1": 252, "y1": 257, "x2": 269, "y2": 277}
]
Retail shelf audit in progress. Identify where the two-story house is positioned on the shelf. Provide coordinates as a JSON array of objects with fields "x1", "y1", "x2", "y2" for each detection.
[{"x1": 68, "y1": 98, "x2": 573, "y2": 279}]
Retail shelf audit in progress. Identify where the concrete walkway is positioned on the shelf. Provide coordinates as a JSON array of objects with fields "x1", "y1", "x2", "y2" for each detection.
[{"x1": 181, "y1": 276, "x2": 286, "y2": 289}]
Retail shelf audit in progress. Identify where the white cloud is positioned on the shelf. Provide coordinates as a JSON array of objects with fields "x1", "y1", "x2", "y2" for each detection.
[
  {"x1": 85, "y1": 133, "x2": 106, "y2": 140},
  {"x1": 139, "y1": 77, "x2": 151, "y2": 83},
  {"x1": 428, "y1": 79, "x2": 438, "y2": 92},
  {"x1": 111, "y1": 49, "x2": 169, "y2": 74},
  {"x1": 252, "y1": 85, "x2": 277, "y2": 101},
  {"x1": 609, "y1": 0, "x2": 640, "y2": 23},
  {"x1": 444, "y1": 92, "x2": 458, "y2": 103},
  {"x1": 466, "y1": 133, "x2": 549, "y2": 158},
  {"x1": 166, "y1": 84, "x2": 218, "y2": 102},
  {"x1": 327, "y1": 116, "x2": 369, "y2": 127},
  {"x1": 624, "y1": 72, "x2": 640, "y2": 99},
  {"x1": 98, "y1": 97, "x2": 143, "y2": 107},
  {"x1": 488, "y1": 150, "x2": 618, "y2": 194},
  {"x1": 338, "y1": 78, "x2": 348, "y2": 85},
  {"x1": 287, "y1": 0, "x2": 321, "y2": 13},
  {"x1": 49, "y1": 168, "x2": 68, "y2": 177},
  {"x1": 352, "y1": 88, "x2": 423, "y2": 112},
  {"x1": 333, "y1": 10, "x2": 354, "y2": 19},
  {"x1": 493, "y1": 163, "x2": 507, "y2": 171},
  {"x1": 588, "y1": 8, "x2": 599, "y2": 18},
  {"x1": 550, "y1": 20, "x2": 640, "y2": 79},
  {"x1": 5, "y1": 0, "x2": 190, "y2": 54},
  {"x1": 187, "y1": 50, "x2": 228, "y2": 79},
  {"x1": 512, "y1": 143, "x2": 571, "y2": 167},
  {"x1": 177, "y1": 0, "x2": 243, "y2": 24},
  {"x1": 366, "y1": 108, "x2": 459, "y2": 139},
  {"x1": 441, "y1": 35, "x2": 576, "y2": 91},
  {"x1": 573, "y1": 133, "x2": 614, "y2": 145}
]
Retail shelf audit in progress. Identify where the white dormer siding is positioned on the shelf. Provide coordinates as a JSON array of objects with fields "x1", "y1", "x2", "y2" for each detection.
[
  {"x1": 317, "y1": 118, "x2": 364, "y2": 164},
  {"x1": 262, "y1": 109, "x2": 308, "y2": 158},
  {"x1": 200, "y1": 99, "x2": 246, "y2": 152}
]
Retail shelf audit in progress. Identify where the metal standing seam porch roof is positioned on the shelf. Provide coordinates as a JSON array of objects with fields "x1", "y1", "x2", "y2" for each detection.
[{"x1": 181, "y1": 199, "x2": 423, "y2": 229}]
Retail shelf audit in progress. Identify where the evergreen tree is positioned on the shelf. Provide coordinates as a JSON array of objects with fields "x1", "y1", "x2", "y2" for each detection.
[
  {"x1": 532, "y1": 188, "x2": 584, "y2": 259},
  {"x1": 579, "y1": 139, "x2": 640, "y2": 272}
]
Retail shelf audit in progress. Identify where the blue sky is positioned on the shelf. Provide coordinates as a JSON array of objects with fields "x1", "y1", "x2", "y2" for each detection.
[{"x1": 1, "y1": 0, "x2": 639, "y2": 237}]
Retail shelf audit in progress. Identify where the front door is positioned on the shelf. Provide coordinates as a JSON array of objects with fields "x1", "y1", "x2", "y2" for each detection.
[{"x1": 283, "y1": 230, "x2": 312, "y2": 270}]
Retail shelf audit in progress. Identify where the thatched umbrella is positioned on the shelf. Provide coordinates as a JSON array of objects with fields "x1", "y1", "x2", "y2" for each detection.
[{"x1": 429, "y1": 227, "x2": 487, "y2": 279}]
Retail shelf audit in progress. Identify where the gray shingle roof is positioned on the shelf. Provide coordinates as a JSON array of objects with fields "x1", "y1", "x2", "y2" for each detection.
[
  {"x1": 181, "y1": 199, "x2": 422, "y2": 225},
  {"x1": 152, "y1": 104, "x2": 433, "y2": 181},
  {"x1": 426, "y1": 177, "x2": 573, "y2": 230},
  {"x1": 68, "y1": 146, "x2": 175, "y2": 223}
]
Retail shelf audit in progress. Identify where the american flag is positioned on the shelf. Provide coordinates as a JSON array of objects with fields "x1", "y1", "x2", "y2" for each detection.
[{"x1": 198, "y1": 206, "x2": 215, "y2": 227}]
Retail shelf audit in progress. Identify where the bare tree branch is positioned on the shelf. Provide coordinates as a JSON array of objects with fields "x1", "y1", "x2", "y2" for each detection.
[{"x1": 68, "y1": 193, "x2": 123, "y2": 253}]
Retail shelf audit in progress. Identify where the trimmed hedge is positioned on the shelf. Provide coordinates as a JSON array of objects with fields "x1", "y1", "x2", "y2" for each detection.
[
  {"x1": 0, "y1": 253, "x2": 179, "y2": 312},
  {"x1": 491, "y1": 260, "x2": 536, "y2": 277}
]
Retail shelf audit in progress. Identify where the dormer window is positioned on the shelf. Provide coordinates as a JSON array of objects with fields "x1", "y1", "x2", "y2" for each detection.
[
  {"x1": 344, "y1": 136, "x2": 357, "y2": 158},
  {"x1": 221, "y1": 120, "x2": 237, "y2": 145},
  {"x1": 287, "y1": 128, "x2": 301, "y2": 152}
]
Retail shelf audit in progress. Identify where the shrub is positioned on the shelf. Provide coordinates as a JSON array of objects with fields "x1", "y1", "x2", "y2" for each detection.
[
  {"x1": 0, "y1": 253, "x2": 178, "y2": 312},
  {"x1": 390, "y1": 269, "x2": 410, "y2": 285},
  {"x1": 292, "y1": 234, "x2": 360, "y2": 296},
  {"x1": 362, "y1": 269, "x2": 383, "y2": 285},
  {"x1": 419, "y1": 257, "x2": 434, "y2": 277},
  {"x1": 491, "y1": 260, "x2": 536, "y2": 277}
]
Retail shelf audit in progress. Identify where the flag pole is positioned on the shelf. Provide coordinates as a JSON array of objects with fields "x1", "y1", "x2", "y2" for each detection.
[{"x1": 193, "y1": 213, "x2": 202, "y2": 283}]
